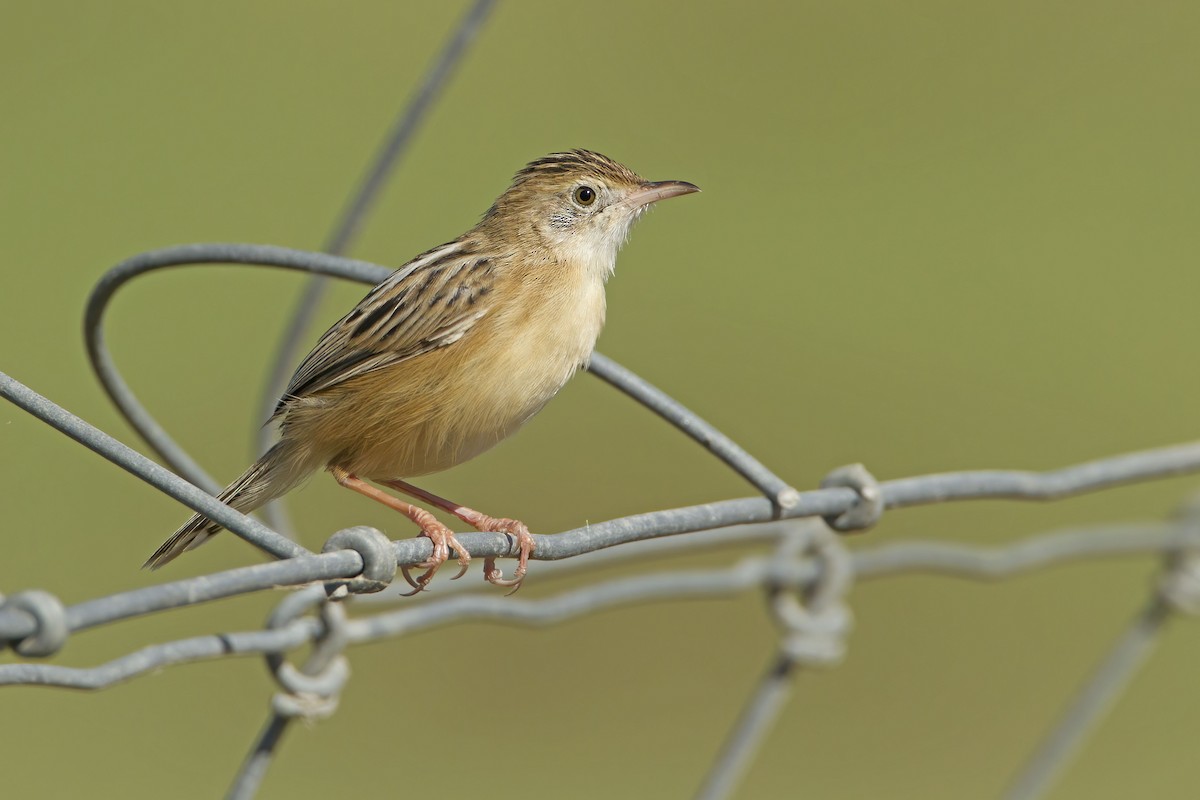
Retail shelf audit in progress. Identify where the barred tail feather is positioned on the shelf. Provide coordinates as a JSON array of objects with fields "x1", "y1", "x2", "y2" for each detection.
[{"x1": 143, "y1": 441, "x2": 312, "y2": 569}]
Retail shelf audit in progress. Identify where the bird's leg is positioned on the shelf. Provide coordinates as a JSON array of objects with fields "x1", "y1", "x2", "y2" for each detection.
[
  {"x1": 329, "y1": 466, "x2": 470, "y2": 595},
  {"x1": 381, "y1": 479, "x2": 536, "y2": 592}
]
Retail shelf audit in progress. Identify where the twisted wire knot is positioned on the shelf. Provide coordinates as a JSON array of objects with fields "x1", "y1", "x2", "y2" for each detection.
[
  {"x1": 1158, "y1": 498, "x2": 1200, "y2": 614},
  {"x1": 264, "y1": 590, "x2": 351, "y2": 721},
  {"x1": 322, "y1": 526, "x2": 396, "y2": 596},
  {"x1": 769, "y1": 524, "x2": 854, "y2": 668},
  {"x1": 1159, "y1": 551, "x2": 1200, "y2": 615},
  {"x1": 820, "y1": 463, "x2": 883, "y2": 533},
  {"x1": 1, "y1": 590, "x2": 68, "y2": 658}
]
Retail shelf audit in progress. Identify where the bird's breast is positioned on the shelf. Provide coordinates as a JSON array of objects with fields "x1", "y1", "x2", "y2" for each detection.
[
  {"x1": 331, "y1": 265, "x2": 607, "y2": 480},
  {"x1": 462, "y1": 267, "x2": 607, "y2": 431}
]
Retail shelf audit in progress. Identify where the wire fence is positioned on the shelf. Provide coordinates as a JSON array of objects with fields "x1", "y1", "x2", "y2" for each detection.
[{"x1": 3, "y1": 4, "x2": 1199, "y2": 799}]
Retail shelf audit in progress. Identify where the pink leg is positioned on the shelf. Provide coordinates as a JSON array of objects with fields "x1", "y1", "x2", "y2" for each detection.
[
  {"x1": 382, "y1": 478, "x2": 536, "y2": 592},
  {"x1": 329, "y1": 466, "x2": 470, "y2": 595}
]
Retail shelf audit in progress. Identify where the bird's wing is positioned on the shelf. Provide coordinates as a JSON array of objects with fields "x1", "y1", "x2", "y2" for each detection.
[{"x1": 271, "y1": 240, "x2": 497, "y2": 419}]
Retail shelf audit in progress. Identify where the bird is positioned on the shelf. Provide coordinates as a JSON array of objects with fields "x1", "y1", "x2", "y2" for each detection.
[{"x1": 144, "y1": 149, "x2": 699, "y2": 593}]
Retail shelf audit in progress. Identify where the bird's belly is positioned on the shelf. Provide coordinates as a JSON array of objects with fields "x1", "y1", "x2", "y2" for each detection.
[
  {"x1": 325, "y1": 283, "x2": 604, "y2": 480},
  {"x1": 346, "y1": 350, "x2": 580, "y2": 478}
]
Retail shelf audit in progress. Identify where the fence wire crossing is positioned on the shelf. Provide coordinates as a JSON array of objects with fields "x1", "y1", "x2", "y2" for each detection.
[{"x1": 3, "y1": 5, "x2": 1199, "y2": 799}]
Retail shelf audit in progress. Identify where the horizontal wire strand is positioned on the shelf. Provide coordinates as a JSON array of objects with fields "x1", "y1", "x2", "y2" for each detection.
[{"x1": 3, "y1": 517, "x2": 1195, "y2": 688}]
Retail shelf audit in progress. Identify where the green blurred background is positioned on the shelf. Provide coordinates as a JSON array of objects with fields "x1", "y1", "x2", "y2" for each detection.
[{"x1": 3, "y1": 2, "x2": 1200, "y2": 797}]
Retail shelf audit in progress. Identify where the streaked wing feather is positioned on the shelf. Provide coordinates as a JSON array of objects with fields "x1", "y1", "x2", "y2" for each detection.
[{"x1": 271, "y1": 240, "x2": 495, "y2": 419}]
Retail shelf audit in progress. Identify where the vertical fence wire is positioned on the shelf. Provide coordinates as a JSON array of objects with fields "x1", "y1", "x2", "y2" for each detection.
[
  {"x1": 255, "y1": 0, "x2": 498, "y2": 536},
  {"x1": 3, "y1": 2, "x2": 1198, "y2": 797},
  {"x1": 1002, "y1": 597, "x2": 1172, "y2": 800}
]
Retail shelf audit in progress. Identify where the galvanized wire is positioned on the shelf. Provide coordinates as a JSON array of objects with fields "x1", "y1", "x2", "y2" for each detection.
[
  {"x1": 256, "y1": 0, "x2": 497, "y2": 540},
  {"x1": 83, "y1": 244, "x2": 390, "y2": 494},
  {"x1": 82, "y1": 242, "x2": 808, "y2": 534},
  {"x1": 1003, "y1": 596, "x2": 1173, "y2": 800},
  {"x1": 7, "y1": 363, "x2": 1200, "y2": 643},
  {"x1": 1002, "y1": 506, "x2": 1200, "y2": 800},
  {"x1": 3, "y1": 480, "x2": 1198, "y2": 689},
  {"x1": 34, "y1": 142, "x2": 1200, "y2": 800},
  {"x1": 5, "y1": 2, "x2": 1199, "y2": 796},
  {"x1": 696, "y1": 526, "x2": 853, "y2": 800},
  {"x1": 0, "y1": 371, "x2": 307, "y2": 565},
  {"x1": 4, "y1": 352, "x2": 1199, "y2": 797}
]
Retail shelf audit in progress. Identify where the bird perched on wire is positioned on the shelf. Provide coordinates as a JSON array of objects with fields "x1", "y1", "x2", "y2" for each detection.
[{"x1": 145, "y1": 149, "x2": 699, "y2": 593}]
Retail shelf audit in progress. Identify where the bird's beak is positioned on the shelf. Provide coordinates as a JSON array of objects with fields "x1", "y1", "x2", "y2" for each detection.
[{"x1": 624, "y1": 180, "x2": 701, "y2": 209}]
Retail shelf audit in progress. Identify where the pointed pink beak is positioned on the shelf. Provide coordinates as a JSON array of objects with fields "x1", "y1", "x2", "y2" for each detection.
[{"x1": 624, "y1": 180, "x2": 701, "y2": 209}]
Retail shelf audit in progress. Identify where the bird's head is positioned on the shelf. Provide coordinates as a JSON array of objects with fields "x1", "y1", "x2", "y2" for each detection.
[{"x1": 480, "y1": 149, "x2": 699, "y2": 279}]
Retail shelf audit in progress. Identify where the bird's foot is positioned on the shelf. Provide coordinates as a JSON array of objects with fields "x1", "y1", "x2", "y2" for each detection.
[
  {"x1": 457, "y1": 513, "x2": 535, "y2": 594},
  {"x1": 329, "y1": 468, "x2": 473, "y2": 596},
  {"x1": 379, "y1": 478, "x2": 536, "y2": 593},
  {"x1": 397, "y1": 509, "x2": 471, "y2": 596}
]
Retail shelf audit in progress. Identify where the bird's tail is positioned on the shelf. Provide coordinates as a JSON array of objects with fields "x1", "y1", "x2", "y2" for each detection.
[{"x1": 143, "y1": 440, "x2": 311, "y2": 570}]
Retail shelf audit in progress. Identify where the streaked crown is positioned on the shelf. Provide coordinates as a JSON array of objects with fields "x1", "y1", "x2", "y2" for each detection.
[
  {"x1": 476, "y1": 149, "x2": 698, "y2": 279},
  {"x1": 512, "y1": 149, "x2": 645, "y2": 189}
]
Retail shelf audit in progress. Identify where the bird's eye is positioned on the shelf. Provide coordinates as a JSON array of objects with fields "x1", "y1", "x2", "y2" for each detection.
[{"x1": 573, "y1": 185, "x2": 596, "y2": 206}]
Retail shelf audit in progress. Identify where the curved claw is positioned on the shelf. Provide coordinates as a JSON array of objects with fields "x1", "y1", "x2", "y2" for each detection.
[
  {"x1": 481, "y1": 522, "x2": 534, "y2": 594},
  {"x1": 445, "y1": 534, "x2": 472, "y2": 581},
  {"x1": 397, "y1": 583, "x2": 424, "y2": 598},
  {"x1": 397, "y1": 521, "x2": 463, "y2": 595},
  {"x1": 483, "y1": 557, "x2": 524, "y2": 593},
  {"x1": 399, "y1": 564, "x2": 427, "y2": 595}
]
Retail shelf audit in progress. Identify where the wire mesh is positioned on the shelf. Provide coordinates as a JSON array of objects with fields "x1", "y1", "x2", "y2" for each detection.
[{"x1": 3, "y1": 4, "x2": 1199, "y2": 800}]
